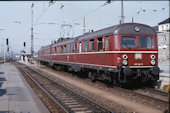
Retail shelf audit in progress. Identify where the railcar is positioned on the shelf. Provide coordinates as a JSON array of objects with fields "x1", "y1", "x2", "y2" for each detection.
[{"x1": 37, "y1": 23, "x2": 160, "y2": 85}]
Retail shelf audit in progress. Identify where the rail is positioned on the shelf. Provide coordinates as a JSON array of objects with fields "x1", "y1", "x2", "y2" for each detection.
[{"x1": 16, "y1": 62, "x2": 114, "y2": 113}]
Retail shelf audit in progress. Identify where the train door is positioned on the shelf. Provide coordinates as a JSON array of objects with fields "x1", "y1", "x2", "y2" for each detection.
[{"x1": 74, "y1": 43, "x2": 78, "y2": 62}]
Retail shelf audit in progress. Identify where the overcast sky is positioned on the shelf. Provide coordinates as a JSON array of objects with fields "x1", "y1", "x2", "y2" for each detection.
[{"x1": 0, "y1": 1, "x2": 169, "y2": 54}]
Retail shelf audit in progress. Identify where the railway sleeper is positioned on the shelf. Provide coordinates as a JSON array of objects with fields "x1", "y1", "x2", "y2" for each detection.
[{"x1": 39, "y1": 60, "x2": 158, "y2": 88}]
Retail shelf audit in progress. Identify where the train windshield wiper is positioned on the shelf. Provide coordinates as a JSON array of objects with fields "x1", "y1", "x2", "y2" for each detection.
[{"x1": 122, "y1": 40, "x2": 131, "y2": 49}]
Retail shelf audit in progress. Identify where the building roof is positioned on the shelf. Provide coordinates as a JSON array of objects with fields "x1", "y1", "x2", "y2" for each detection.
[
  {"x1": 152, "y1": 26, "x2": 158, "y2": 32},
  {"x1": 158, "y1": 18, "x2": 170, "y2": 25}
]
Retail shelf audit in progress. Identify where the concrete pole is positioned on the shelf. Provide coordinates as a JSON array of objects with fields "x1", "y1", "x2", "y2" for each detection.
[
  {"x1": 121, "y1": 0, "x2": 125, "y2": 24},
  {"x1": 31, "y1": 2, "x2": 34, "y2": 57},
  {"x1": 83, "y1": 17, "x2": 85, "y2": 34}
]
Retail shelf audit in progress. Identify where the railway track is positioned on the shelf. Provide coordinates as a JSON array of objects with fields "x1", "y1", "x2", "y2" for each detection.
[
  {"x1": 40, "y1": 64, "x2": 169, "y2": 104},
  {"x1": 0, "y1": 61, "x2": 4, "y2": 64},
  {"x1": 15, "y1": 62, "x2": 113, "y2": 113},
  {"x1": 133, "y1": 87, "x2": 169, "y2": 103},
  {"x1": 39, "y1": 64, "x2": 169, "y2": 111}
]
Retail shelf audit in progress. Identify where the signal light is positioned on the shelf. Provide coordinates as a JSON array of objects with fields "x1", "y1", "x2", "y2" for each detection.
[
  {"x1": 150, "y1": 54, "x2": 155, "y2": 59},
  {"x1": 151, "y1": 60, "x2": 155, "y2": 65},
  {"x1": 107, "y1": 0, "x2": 111, "y2": 3},
  {"x1": 6, "y1": 38, "x2": 8, "y2": 45},
  {"x1": 123, "y1": 60, "x2": 128, "y2": 65},
  {"x1": 122, "y1": 54, "x2": 128, "y2": 59},
  {"x1": 24, "y1": 42, "x2": 26, "y2": 47}
]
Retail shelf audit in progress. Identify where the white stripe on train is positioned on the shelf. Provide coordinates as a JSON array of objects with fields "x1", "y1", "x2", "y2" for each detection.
[
  {"x1": 40, "y1": 59, "x2": 154, "y2": 69},
  {"x1": 42, "y1": 51, "x2": 158, "y2": 56}
]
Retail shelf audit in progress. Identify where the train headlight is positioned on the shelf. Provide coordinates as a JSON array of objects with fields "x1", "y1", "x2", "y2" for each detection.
[
  {"x1": 123, "y1": 60, "x2": 128, "y2": 65},
  {"x1": 122, "y1": 54, "x2": 128, "y2": 59},
  {"x1": 150, "y1": 54, "x2": 155, "y2": 59},
  {"x1": 151, "y1": 60, "x2": 155, "y2": 65}
]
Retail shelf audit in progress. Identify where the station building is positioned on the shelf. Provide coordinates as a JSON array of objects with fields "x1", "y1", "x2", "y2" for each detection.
[
  {"x1": 157, "y1": 18, "x2": 170, "y2": 62},
  {"x1": 20, "y1": 51, "x2": 32, "y2": 63}
]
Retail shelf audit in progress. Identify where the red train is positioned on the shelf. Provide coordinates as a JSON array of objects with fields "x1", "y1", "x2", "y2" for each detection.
[{"x1": 37, "y1": 23, "x2": 160, "y2": 85}]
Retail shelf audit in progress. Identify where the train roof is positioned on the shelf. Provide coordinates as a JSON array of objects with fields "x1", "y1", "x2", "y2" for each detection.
[
  {"x1": 77, "y1": 23, "x2": 156, "y2": 41},
  {"x1": 39, "y1": 23, "x2": 156, "y2": 50}
]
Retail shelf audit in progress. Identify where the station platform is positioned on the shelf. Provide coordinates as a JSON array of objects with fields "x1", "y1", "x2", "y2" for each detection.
[
  {"x1": 0, "y1": 63, "x2": 50, "y2": 113},
  {"x1": 159, "y1": 60, "x2": 170, "y2": 76},
  {"x1": 158, "y1": 60, "x2": 170, "y2": 90}
]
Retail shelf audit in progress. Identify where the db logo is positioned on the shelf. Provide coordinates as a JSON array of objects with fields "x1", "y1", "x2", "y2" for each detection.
[{"x1": 135, "y1": 53, "x2": 142, "y2": 60}]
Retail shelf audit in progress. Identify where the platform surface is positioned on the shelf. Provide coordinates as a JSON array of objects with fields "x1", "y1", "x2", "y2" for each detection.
[
  {"x1": 159, "y1": 59, "x2": 170, "y2": 76},
  {"x1": 0, "y1": 63, "x2": 50, "y2": 113}
]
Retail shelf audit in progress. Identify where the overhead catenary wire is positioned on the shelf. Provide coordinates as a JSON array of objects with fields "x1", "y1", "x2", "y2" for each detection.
[
  {"x1": 132, "y1": 3, "x2": 169, "y2": 18},
  {"x1": 50, "y1": 1, "x2": 115, "y2": 40},
  {"x1": 34, "y1": 1, "x2": 56, "y2": 24},
  {"x1": 68, "y1": 1, "x2": 114, "y2": 25}
]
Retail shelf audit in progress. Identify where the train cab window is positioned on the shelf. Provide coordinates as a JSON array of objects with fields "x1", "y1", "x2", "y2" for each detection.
[
  {"x1": 68, "y1": 44, "x2": 70, "y2": 53},
  {"x1": 90, "y1": 39, "x2": 94, "y2": 52},
  {"x1": 121, "y1": 36, "x2": 136, "y2": 48},
  {"x1": 71, "y1": 43, "x2": 75, "y2": 53},
  {"x1": 97, "y1": 37, "x2": 103, "y2": 51},
  {"x1": 83, "y1": 40, "x2": 87, "y2": 52},
  {"x1": 64, "y1": 45, "x2": 67, "y2": 53},
  {"x1": 105, "y1": 37, "x2": 109, "y2": 51},
  {"x1": 139, "y1": 37, "x2": 154, "y2": 48}
]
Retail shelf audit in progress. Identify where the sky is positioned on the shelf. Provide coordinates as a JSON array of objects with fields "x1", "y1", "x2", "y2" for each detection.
[{"x1": 0, "y1": 1, "x2": 169, "y2": 55}]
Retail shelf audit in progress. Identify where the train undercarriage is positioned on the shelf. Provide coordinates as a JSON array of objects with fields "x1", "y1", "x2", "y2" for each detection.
[{"x1": 39, "y1": 60, "x2": 160, "y2": 88}]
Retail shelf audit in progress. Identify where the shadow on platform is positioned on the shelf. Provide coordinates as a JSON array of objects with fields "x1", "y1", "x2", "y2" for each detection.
[{"x1": 0, "y1": 89, "x2": 7, "y2": 96}]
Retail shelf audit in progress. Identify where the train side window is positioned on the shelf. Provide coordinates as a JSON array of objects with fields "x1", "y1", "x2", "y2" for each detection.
[
  {"x1": 64, "y1": 45, "x2": 67, "y2": 53},
  {"x1": 75, "y1": 43, "x2": 78, "y2": 53},
  {"x1": 79, "y1": 42, "x2": 82, "y2": 53},
  {"x1": 83, "y1": 40, "x2": 87, "y2": 52},
  {"x1": 71, "y1": 43, "x2": 75, "y2": 53},
  {"x1": 105, "y1": 37, "x2": 109, "y2": 51},
  {"x1": 68, "y1": 44, "x2": 70, "y2": 53},
  {"x1": 60, "y1": 46, "x2": 63, "y2": 53},
  {"x1": 57, "y1": 47, "x2": 59, "y2": 54},
  {"x1": 90, "y1": 39, "x2": 94, "y2": 52},
  {"x1": 54, "y1": 47, "x2": 57, "y2": 53},
  {"x1": 97, "y1": 37, "x2": 103, "y2": 51}
]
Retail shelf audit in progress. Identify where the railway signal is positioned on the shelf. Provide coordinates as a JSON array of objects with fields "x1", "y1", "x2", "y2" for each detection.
[
  {"x1": 7, "y1": 47, "x2": 9, "y2": 52},
  {"x1": 107, "y1": 0, "x2": 111, "y2": 3},
  {"x1": 6, "y1": 38, "x2": 8, "y2": 45},
  {"x1": 24, "y1": 42, "x2": 26, "y2": 47}
]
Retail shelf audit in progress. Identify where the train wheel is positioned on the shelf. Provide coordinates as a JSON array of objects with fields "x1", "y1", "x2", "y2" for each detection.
[
  {"x1": 118, "y1": 72, "x2": 126, "y2": 83},
  {"x1": 141, "y1": 73, "x2": 148, "y2": 83},
  {"x1": 88, "y1": 72, "x2": 96, "y2": 82}
]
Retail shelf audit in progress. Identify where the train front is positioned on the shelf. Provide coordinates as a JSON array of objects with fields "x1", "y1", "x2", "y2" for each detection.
[{"x1": 114, "y1": 23, "x2": 160, "y2": 85}]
